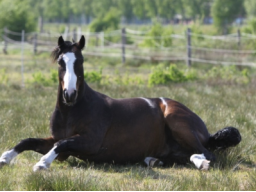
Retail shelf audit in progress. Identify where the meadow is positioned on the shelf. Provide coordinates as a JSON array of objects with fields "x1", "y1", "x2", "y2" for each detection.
[{"x1": 1, "y1": 47, "x2": 256, "y2": 190}]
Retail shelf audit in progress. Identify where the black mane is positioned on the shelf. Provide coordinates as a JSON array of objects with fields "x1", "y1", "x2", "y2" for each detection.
[{"x1": 51, "y1": 41, "x2": 75, "y2": 63}]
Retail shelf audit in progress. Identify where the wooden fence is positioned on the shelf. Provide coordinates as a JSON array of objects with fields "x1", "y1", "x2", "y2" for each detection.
[{"x1": 1, "y1": 27, "x2": 256, "y2": 67}]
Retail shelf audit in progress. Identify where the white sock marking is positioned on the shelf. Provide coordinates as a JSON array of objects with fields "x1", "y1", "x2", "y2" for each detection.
[
  {"x1": 33, "y1": 146, "x2": 58, "y2": 171},
  {"x1": 63, "y1": 52, "x2": 77, "y2": 95},
  {"x1": 0, "y1": 149, "x2": 18, "y2": 165},
  {"x1": 144, "y1": 157, "x2": 163, "y2": 167},
  {"x1": 190, "y1": 153, "x2": 210, "y2": 170},
  {"x1": 140, "y1": 97, "x2": 154, "y2": 108}
]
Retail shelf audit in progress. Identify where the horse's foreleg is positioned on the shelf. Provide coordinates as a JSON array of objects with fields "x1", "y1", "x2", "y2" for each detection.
[
  {"x1": 0, "y1": 137, "x2": 55, "y2": 167},
  {"x1": 33, "y1": 135, "x2": 100, "y2": 171}
]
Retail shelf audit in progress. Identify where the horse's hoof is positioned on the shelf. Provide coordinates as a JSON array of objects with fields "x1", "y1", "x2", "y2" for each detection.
[
  {"x1": 33, "y1": 163, "x2": 48, "y2": 172},
  {"x1": 0, "y1": 160, "x2": 7, "y2": 168},
  {"x1": 149, "y1": 159, "x2": 163, "y2": 167},
  {"x1": 200, "y1": 160, "x2": 210, "y2": 171}
]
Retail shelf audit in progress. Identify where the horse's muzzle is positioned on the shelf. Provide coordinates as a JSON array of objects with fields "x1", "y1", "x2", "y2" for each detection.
[{"x1": 63, "y1": 89, "x2": 77, "y2": 105}]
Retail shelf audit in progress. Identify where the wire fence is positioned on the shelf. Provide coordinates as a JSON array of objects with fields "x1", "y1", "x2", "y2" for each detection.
[{"x1": 1, "y1": 27, "x2": 256, "y2": 67}]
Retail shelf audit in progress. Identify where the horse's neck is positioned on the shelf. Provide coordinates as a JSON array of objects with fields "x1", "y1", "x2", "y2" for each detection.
[{"x1": 56, "y1": 80, "x2": 95, "y2": 113}]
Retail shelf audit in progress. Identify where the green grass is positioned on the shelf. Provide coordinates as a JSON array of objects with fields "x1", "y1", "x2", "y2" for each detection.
[
  {"x1": 1, "y1": 50, "x2": 256, "y2": 190},
  {"x1": 0, "y1": 79, "x2": 256, "y2": 190}
]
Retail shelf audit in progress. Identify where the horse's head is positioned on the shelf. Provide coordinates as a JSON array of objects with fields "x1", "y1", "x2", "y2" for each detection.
[{"x1": 52, "y1": 36, "x2": 85, "y2": 106}]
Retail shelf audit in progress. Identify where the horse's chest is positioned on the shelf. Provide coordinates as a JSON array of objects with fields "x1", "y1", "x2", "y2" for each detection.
[{"x1": 52, "y1": 113, "x2": 88, "y2": 140}]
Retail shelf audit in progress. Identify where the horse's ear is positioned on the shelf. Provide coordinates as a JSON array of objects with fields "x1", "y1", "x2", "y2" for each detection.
[
  {"x1": 78, "y1": 35, "x2": 85, "y2": 50},
  {"x1": 58, "y1": 36, "x2": 65, "y2": 46}
]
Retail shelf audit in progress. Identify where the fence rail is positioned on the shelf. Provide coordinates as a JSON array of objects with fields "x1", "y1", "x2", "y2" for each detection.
[{"x1": 1, "y1": 27, "x2": 256, "y2": 67}]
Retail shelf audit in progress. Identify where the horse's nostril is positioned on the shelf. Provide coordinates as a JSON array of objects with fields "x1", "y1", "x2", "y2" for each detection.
[
  {"x1": 63, "y1": 89, "x2": 76, "y2": 103},
  {"x1": 70, "y1": 90, "x2": 77, "y2": 101},
  {"x1": 63, "y1": 89, "x2": 69, "y2": 101}
]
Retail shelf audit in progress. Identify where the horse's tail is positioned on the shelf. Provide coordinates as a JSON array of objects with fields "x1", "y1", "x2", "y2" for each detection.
[{"x1": 207, "y1": 127, "x2": 241, "y2": 151}]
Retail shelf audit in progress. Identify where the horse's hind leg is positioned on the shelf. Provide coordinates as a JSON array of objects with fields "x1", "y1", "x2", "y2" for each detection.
[
  {"x1": 144, "y1": 157, "x2": 163, "y2": 167},
  {"x1": 0, "y1": 137, "x2": 55, "y2": 167},
  {"x1": 162, "y1": 100, "x2": 215, "y2": 170}
]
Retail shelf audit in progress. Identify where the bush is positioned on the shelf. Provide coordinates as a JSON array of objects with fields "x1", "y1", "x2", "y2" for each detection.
[
  {"x1": 148, "y1": 64, "x2": 196, "y2": 86},
  {"x1": 84, "y1": 71, "x2": 102, "y2": 83},
  {"x1": 141, "y1": 23, "x2": 172, "y2": 48},
  {"x1": 0, "y1": 0, "x2": 36, "y2": 40},
  {"x1": 31, "y1": 70, "x2": 58, "y2": 86},
  {"x1": 0, "y1": 68, "x2": 8, "y2": 84},
  {"x1": 89, "y1": 8, "x2": 120, "y2": 32}
]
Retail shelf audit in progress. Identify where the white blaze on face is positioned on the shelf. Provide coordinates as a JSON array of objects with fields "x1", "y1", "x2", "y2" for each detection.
[{"x1": 62, "y1": 52, "x2": 77, "y2": 95}]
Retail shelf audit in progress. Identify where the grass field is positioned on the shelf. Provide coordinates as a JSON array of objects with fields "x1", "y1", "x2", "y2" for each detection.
[{"x1": 1, "y1": 50, "x2": 256, "y2": 190}]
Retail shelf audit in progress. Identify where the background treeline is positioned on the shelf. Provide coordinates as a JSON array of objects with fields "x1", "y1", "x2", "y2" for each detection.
[{"x1": 0, "y1": 0, "x2": 255, "y2": 34}]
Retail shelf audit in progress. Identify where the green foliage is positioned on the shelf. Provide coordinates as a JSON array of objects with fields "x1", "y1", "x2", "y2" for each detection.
[
  {"x1": 89, "y1": 8, "x2": 120, "y2": 32},
  {"x1": 84, "y1": 71, "x2": 102, "y2": 83},
  {"x1": 148, "y1": 64, "x2": 196, "y2": 86},
  {"x1": 32, "y1": 72, "x2": 50, "y2": 86},
  {"x1": 205, "y1": 65, "x2": 250, "y2": 84},
  {"x1": 50, "y1": 70, "x2": 58, "y2": 83},
  {"x1": 190, "y1": 23, "x2": 204, "y2": 41},
  {"x1": 141, "y1": 23, "x2": 173, "y2": 48},
  {"x1": 244, "y1": 0, "x2": 256, "y2": 18},
  {"x1": 243, "y1": 18, "x2": 256, "y2": 34},
  {"x1": 0, "y1": 0, "x2": 36, "y2": 39},
  {"x1": 0, "y1": 68, "x2": 8, "y2": 84},
  {"x1": 31, "y1": 70, "x2": 58, "y2": 86},
  {"x1": 211, "y1": 0, "x2": 244, "y2": 34}
]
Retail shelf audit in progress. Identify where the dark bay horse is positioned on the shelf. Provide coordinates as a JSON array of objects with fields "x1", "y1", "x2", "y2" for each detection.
[{"x1": 0, "y1": 36, "x2": 241, "y2": 171}]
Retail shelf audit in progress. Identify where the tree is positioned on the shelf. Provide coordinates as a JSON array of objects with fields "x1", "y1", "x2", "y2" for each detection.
[
  {"x1": 211, "y1": 0, "x2": 244, "y2": 34},
  {"x1": 70, "y1": 0, "x2": 93, "y2": 24},
  {"x1": 91, "y1": 0, "x2": 116, "y2": 18},
  {"x1": 144, "y1": 0, "x2": 159, "y2": 19},
  {"x1": 42, "y1": 0, "x2": 72, "y2": 22},
  {"x1": 157, "y1": 0, "x2": 184, "y2": 21},
  {"x1": 0, "y1": 0, "x2": 36, "y2": 39},
  {"x1": 116, "y1": 0, "x2": 134, "y2": 23},
  {"x1": 131, "y1": 0, "x2": 147, "y2": 20},
  {"x1": 182, "y1": 0, "x2": 211, "y2": 20},
  {"x1": 89, "y1": 8, "x2": 120, "y2": 32},
  {"x1": 244, "y1": 0, "x2": 256, "y2": 18}
]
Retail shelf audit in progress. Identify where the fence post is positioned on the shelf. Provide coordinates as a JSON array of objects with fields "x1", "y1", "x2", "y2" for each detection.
[
  {"x1": 122, "y1": 28, "x2": 126, "y2": 64},
  {"x1": 96, "y1": 33, "x2": 99, "y2": 47},
  {"x1": 73, "y1": 28, "x2": 77, "y2": 42},
  {"x1": 77, "y1": 27, "x2": 81, "y2": 39},
  {"x1": 63, "y1": 25, "x2": 69, "y2": 39},
  {"x1": 186, "y1": 28, "x2": 191, "y2": 67},
  {"x1": 237, "y1": 29, "x2": 241, "y2": 50},
  {"x1": 86, "y1": 31, "x2": 90, "y2": 48},
  {"x1": 101, "y1": 32, "x2": 104, "y2": 49},
  {"x1": 33, "y1": 33, "x2": 37, "y2": 54},
  {"x1": 21, "y1": 30, "x2": 25, "y2": 87},
  {"x1": 3, "y1": 27, "x2": 8, "y2": 54}
]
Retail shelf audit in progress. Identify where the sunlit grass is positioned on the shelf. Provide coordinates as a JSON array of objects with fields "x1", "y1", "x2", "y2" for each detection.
[{"x1": 1, "y1": 52, "x2": 256, "y2": 190}]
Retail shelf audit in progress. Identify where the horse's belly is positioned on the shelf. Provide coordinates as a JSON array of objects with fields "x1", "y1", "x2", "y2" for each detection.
[{"x1": 89, "y1": 120, "x2": 166, "y2": 163}]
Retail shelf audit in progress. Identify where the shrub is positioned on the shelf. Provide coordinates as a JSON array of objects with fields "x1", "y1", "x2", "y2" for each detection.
[
  {"x1": 148, "y1": 64, "x2": 195, "y2": 86},
  {"x1": 31, "y1": 70, "x2": 58, "y2": 86},
  {"x1": 84, "y1": 71, "x2": 102, "y2": 83},
  {"x1": 0, "y1": 0, "x2": 36, "y2": 40},
  {"x1": 141, "y1": 23, "x2": 173, "y2": 48},
  {"x1": 89, "y1": 8, "x2": 120, "y2": 32},
  {"x1": 50, "y1": 70, "x2": 58, "y2": 83},
  {"x1": 0, "y1": 68, "x2": 8, "y2": 84},
  {"x1": 32, "y1": 72, "x2": 50, "y2": 86}
]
